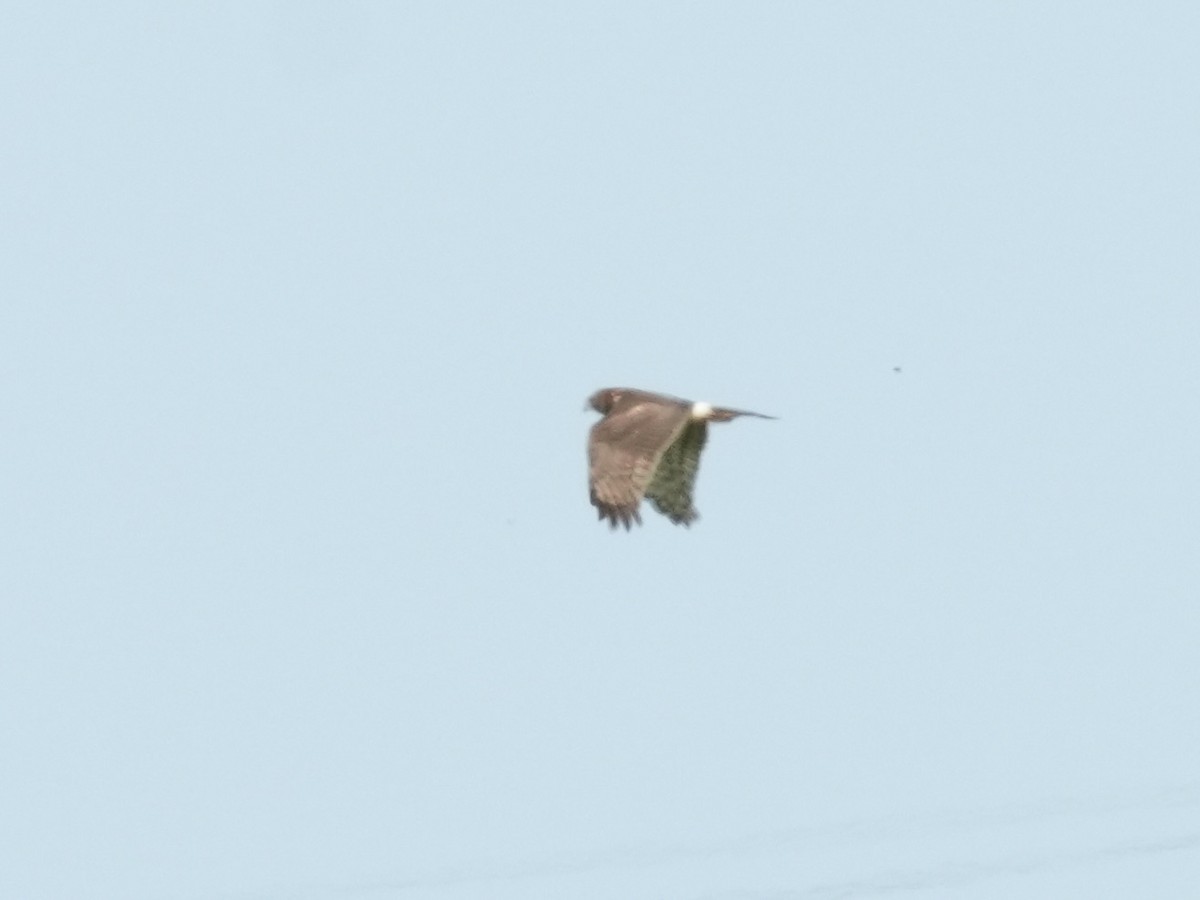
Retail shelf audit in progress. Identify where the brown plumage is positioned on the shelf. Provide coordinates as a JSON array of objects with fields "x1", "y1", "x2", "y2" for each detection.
[{"x1": 585, "y1": 387, "x2": 775, "y2": 529}]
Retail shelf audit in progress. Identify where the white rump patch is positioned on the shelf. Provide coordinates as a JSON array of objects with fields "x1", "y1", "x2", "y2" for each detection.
[{"x1": 690, "y1": 401, "x2": 714, "y2": 420}]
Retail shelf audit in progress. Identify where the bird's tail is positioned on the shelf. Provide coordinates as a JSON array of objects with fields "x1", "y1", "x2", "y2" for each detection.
[{"x1": 710, "y1": 407, "x2": 776, "y2": 422}]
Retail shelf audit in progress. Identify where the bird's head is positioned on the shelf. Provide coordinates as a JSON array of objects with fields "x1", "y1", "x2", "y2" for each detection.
[{"x1": 586, "y1": 388, "x2": 621, "y2": 414}]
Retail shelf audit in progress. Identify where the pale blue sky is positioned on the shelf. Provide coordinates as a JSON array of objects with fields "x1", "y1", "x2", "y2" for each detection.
[{"x1": 3, "y1": 4, "x2": 1198, "y2": 899}]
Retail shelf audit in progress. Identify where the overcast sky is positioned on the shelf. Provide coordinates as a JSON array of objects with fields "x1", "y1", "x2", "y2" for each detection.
[{"x1": 3, "y1": 3, "x2": 1198, "y2": 899}]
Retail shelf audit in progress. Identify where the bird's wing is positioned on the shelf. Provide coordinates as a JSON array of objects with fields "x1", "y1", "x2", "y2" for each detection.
[
  {"x1": 646, "y1": 420, "x2": 707, "y2": 526},
  {"x1": 588, "y1": 400, "x2": 690, "y2": 529}
]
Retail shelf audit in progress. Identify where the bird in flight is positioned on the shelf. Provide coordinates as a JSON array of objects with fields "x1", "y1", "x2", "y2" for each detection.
[{"x1": 585, "y1": 387, "x2": 775, "y2": 529}]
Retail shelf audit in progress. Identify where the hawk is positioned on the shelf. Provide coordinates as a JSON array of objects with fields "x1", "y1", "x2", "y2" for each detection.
[{"x1": 585, "y1": 387, "x2": 775, "y2": 529}]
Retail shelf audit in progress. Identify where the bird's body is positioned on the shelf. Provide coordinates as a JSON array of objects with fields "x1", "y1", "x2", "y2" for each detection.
[{"x1": 585, "y1": 387, "x2": 774, "y2": 529}]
